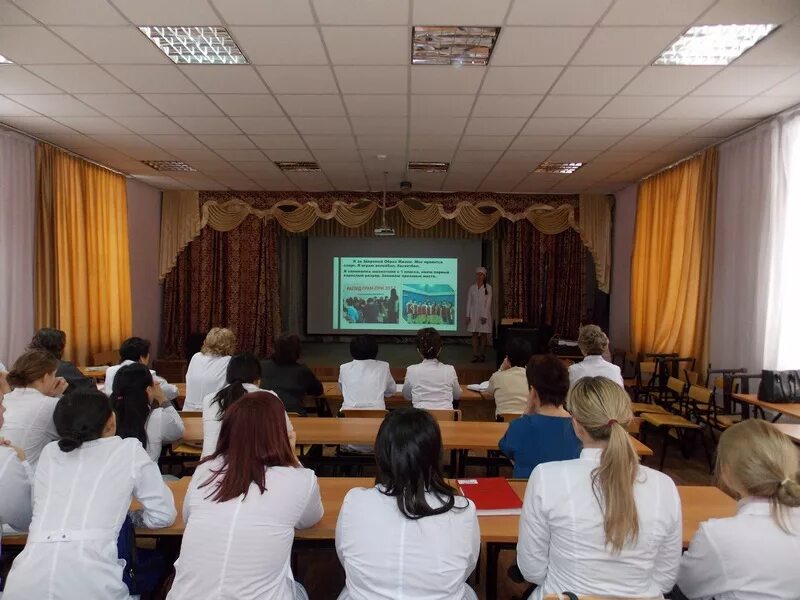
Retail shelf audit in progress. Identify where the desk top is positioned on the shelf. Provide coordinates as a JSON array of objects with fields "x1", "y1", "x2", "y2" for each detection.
[
  {"x1": 774, "y1": 423, "x2": 800, "y2": 444},
  {"x1": 731, "y1": 393, "x2": 800, "y2": 419},
  {"x1": 78, "y1": 366, "x2": 108, "y2": 380},
  {"x1": 320, "y1": 381, "x2": 485, "y2": 402}
]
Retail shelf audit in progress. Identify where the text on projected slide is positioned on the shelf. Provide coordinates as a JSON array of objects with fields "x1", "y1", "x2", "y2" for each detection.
[{"x1": 334, "y1": 257, "x2": 458, "y2": 332}]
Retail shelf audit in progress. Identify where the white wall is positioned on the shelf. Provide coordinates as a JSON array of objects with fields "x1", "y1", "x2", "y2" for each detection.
[{"x1": 609, "y1": 183, "x2": 637, "y2": 350}]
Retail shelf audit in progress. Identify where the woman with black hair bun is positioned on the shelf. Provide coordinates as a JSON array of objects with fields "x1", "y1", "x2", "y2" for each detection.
[
  {"x1": 402, "y1": 327, "x2": 462, "y2": 409},
  {"x1": 335, "y1": 408, "x2": 479, "y2": 599},
  {"x1": 4, "y1": 389, "x2": 176, "y2": 599}
]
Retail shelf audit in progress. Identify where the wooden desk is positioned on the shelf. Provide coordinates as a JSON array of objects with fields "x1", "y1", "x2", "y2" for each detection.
[
  {"x1": 176, "y1": 382, "x2": 186, "y2": 402},
  {"x1": 321, "y1": 381, "x2": 484, "y2": 402},
  {"x1": 774, "y1": 423, "x2": 800, "y2": 444},
  {"x1": 731, "y1": 393, "x2": 800, "y2": 421},
  {"x1": 78, "y1": 366, "x2": 107, "y2": 380}
]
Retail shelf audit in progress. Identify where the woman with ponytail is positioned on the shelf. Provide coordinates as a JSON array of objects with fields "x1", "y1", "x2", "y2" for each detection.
[
  {"x1": 517, "y1": 376, "x2": 682, "y2": 599},
  {"x1": 403, "y1": 327, "x2": 462, "y2": 409},
  {"x1": 4, "y1": 389, "x2": 175, "y2": 599},
  {"x1": 677, "y1": 419, "x2": 800, "y2": 599}
]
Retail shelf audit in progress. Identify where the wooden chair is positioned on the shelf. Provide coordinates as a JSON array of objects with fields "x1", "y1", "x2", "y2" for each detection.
[
  {"x1": 634, "y1": 361, "x2": 660, "y2": 401},
  {"x1": 687, "y1": 384, "x2": 742, "y2": 436},
  {"x1": 425, "y1": 409, "x2": 462, "y2": 422},
  {"x1": 640, "y1": 410, "x2": 708, "y2": 471},
  {"x1": 340, "y1": 409, "x2": 389, "y2": 419},
  {"x1": 92, "y1": 349, "x2": 118, "y2": 366},
  {"x1": 629, "y1": 401, "x2": 669, "y2": 416},
  {"x1": 663, "y1": 376, "x2": 688, "y2": 414},
  {"x1": 498, "y1": 412, "x2": 523, "y2": 423}
]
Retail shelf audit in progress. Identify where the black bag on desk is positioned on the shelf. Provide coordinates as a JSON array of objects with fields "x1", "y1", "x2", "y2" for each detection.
[{"x1": 758, "y1": 370, "x2": 800, "y2": 403}]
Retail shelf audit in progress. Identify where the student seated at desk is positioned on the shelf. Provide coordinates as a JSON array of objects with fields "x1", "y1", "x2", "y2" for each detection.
[
  {"x1": 104, "y1": 337, "x2": 179, "y2": 402},
  {"x1": 168, "y1": 392, "x2": 322, "y2": 600},
  {"x1": 4, "y1": 389, "x2": 176, "y2": 600},
  {"x1": 403, "y1": 328, "x2": 461, "y2": 410},
  {"x1": 339, "y1": 335, "x2": 396, "y2": 410},
  {"x1": 202, "y1": 353, "x2": 294, "y2": 458},
  {"x1": 336, "y1": 408, "x2": 479, "y2": 600},
  {"x1": 677, "y1": 419, "x2": 800, "y2": 599},
  {"x1": 260, "y1": 334, "x2": 323, "y2": 415},
  {"x1": 488, "y1": 337, "x2": 533, "y2": 416},
  {"x1": 0, "y1": 350, "x2": 68, "y2": 469},
  {"x1": 183, "y1": 327, "x2": 236, "y2": 412},
  {"x1": 28, "y1": 327, "x2": 95, "y2": 394},
  {"x1": 568, "y1": 325, "x2": 624, "y2": 388},
  {"x1": 112, "y1": 363, "x2": 185, "y2": 463},
  {"x1": 498, "y1": 354, "x2": 581, "y2": 478}
]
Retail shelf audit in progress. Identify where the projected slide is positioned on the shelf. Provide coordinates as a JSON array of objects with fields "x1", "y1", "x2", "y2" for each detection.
[{"x1": 333, "y1": 257, "x2": 458, "y2": 332}]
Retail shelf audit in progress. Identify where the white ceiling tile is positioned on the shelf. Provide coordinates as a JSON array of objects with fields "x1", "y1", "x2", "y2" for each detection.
[
  {"x1": 208, "y1": 94, "x2": 283, "y2": 116},
  {"x1": 313, "y1": 0, "x2": 408, "y2": 24},
  {"x1": 573, "y1": 27, "x2": 683, "y2": 66},
  {"x1": 548, "y1": 148, "x2": 601, "y2": 161},
  {"x1": 460, "y1": 135, "x2": 514, "y2": 150},
  {"x1": 53, "y1": 116, "x2": 130, "y2": 134},
  {"x1": 336, "y1": 66, "x2": 408, "y2": 94},
  {"x1": 412, "y1": 0, "x2": 510, "y2": 25},
  {"x1": 20, "y1": 0, "x2": 126, "y2": 24},
  {"x1": 593, "y1": 149, "x2": 649, "y2": 162},
  {"x1": 172, "y1": 117, "x2": 240, "y2": 134},
  {"x1": 52, "y1": 27, "x2": 167, "y2": 63},
  {"x1": 0, "y1": 1, "x2": 36, "y2": 24},
  {"x1": 686, "y1": 118, "x2": 760, "y2": 137},
  {"x1": 258, "y1": 66, "x2": 338, "y2": 94},
  {"x1": 78, "y1": 145, "x2": 143, "y2": 165},
  {"x1": 410, "y1": 117, "x2": 467, "y2": 135},
  {"x1": 480, "y1": 177, "x2": 525, "y2": 192},
  {"x1": 696, "y1": 0, "x2": 800, "y2": 25},
  {"x1": 231, "y1": 116, "x2": 295, "y2": 134},
  {"x1": 111, "y1": 0, "x2": 222, "y2": 24},
  {"x1": 104, "y1": 65, "x2": 199, "y2": 93},
  {"x1": 692, "y1": 66, "x2": 800, "y2": 96},
  {"x1": 231, "y1": 160, "x2": 282, "y2": 175},
  {"x1": 143, "y1": 134, "x2": 205, "y2": 149},
  {"x1": 578, "y1": 118, "x2": 648, "y2": 135},
  {"x1": 411, "y1": 66, "x2": 484, "y2": 95},
  {"x1": 472, "y1": 94, "x2": 540, "y2": 117},
  {"x1": 230, "y1": 27, "x2": 327, "y2": 65},
  {"x1": 664, "y1": 136, "x2": 722, "y2": 152},
  {"x1": 734, "y1": 20, "x2": 800, "y2": 66},
  {"x1": 180, "y1": 66, "x2": 268, "y2": 94},
  {"x1": 322, "y1": 27, "x2": 408, "y2": 65},
  {"x1": 302, "y1": 135, "x2": 357, "y2": 150},
  {"x1": 406, "y1": 171, "x2": 445, "y2": 191},
  {"x1": 481, "y1": 67, "x2": 562, "y2": 94},
  {"x1": 313, "y1": 148, "x2": 362, "y2": 162},
  {"x1": 597, "y1": 96, "x2": 679, "y2": 118},
  {"x1": 494, "y1": 151, "x2": 551, "y2": 166},
  {"x1": 612, "y1": 136, "x2": 673, "y2": 151},
  {"x1": 409, "y1": 148, "x2": 455, "y2": 161},
  {"x1": 277, "y1": 95, "x2": 345, "y2": 117},
  {"x1": 523, "y1": 117, "x2": 587, "y2": 135},
  {"x1": 411, "y1": 95, "x2": 475, "y2": 117},
  {"x1": 75, "y1": 93, "x2": 161, "y2": 116},
  {"x1": 0, "y1": 96, "x2": 37, "y2": 116},
  {"x1": 250, "y1": 134, "x2": 307, "y2": 149},
  {"x1": 624, "y1": 66, "x2": 721, "y2": 95},
  {"x1": 510, "y1": 135, "x2": 568, "y2": 150},
  {"x1": 215, "y1": 148, "x2": 269, "y2": 162},
  {"x1": 143, "y1": 94, "x2": 222, "y2": 116},
  {"x1": 285, "y1": 171, "x2": 333, "y2": 191},
  {"x1": 659, "y1": 96, "x2": 747, "y2": 119},
  {"x1": 407, "y1": 134, "x2": 460, "y2": 150},
  {"x1": 194, "y1": 134, "x2": 255, "y2": 149},
  {"x1": 344, "y1": 95, "x2": 408, "y2": 116},
  {"x1": 560, "y1": 135, "x2": 621, "y2": 151},
  {"x1": 602, "y1": 0, "x2": 713, "y2": 25},
  {"x1": 26, "y1": 65, "x2": 129, "y2": 93},
  {"x1": 211, "y1": 0, "x2": 315, "y2": 25},
  {"x1": 551, "y1": 66, "x2": 640, "y2": 95},
  {"x1": 453, "y1": 149, "x2": 503, "y2": 163},
  {"x1": 350, "y1": 117, "x2": 407, "y2": 135},
  {"x1": 514, "y1": 172, "x2": 565, "y2": 192},
  {"x1": 535, "y1": 95, "x2": 610, "y2": 118},
  {"x1": 1, "y1": 115, "x2": 77, "y2": 134},
  {"x1": 130, "y1": 174, "x2": 182, "y2": 189},
  {"x1": 765, "y1": 71, "x2": 800, "y2": 96},
  {"x1": 464, "y1": 117, "x2": 526, "y2": 136},
  {"x1": 167, "y1": 147, "x2": 221, "y2": 161},
  {"x1": 37, "y1": 131, "x2": 103, "y2": 148},
  {"x1": 492, "y1": 27, "x2": 590, "y2": 66},
  {"x1": 8, "y1": 94, "x2": 98, "y2": 116},
  {"x1": 722, "y1": 96, "x2": 799, "y2": 119},
  {"x1": 508, "y1": 0, "x2": 613, "y2": 25},
  {"x1": 0, "y1": 26, "x2": 89, "y2": 64},
  {"x1": 633, "y1": 118, "x2": 709, "y2": 135},
  {"x1": 292, "y1": 117, "x2": 352, "y2": 135},
  {"x1": 0, "y1": 66, "x2": 60, "y2": 94},
  {"x1": 115, "y1": 116, "x2": 186, "y2": 134}
]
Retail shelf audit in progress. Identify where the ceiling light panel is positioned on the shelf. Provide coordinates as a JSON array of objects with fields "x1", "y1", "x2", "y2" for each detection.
[
  {"x1": 0, "y1": 54, "x2": 13, "y2": 64},
  {"x1": 275, "y1": 161, "x2": 321, "y2": 172},
  {"x1": 142, "y1": 160, "x2": 196, "y2": 172},
  {"x1": 534, "y1": 161, "x2": 584, "y2": 174},
  {"x1": 412, "y1": 26, "x2": 500, "y2": 66},
  {"x1": 408, "y1": 161, "x2": 450, "y2": 172},
  {"x1": 139, "y1": 26, "x2": 248, "y2": 65},
  {"x1": 654, "y1": 24, "x2": 779, "y2": 66}
]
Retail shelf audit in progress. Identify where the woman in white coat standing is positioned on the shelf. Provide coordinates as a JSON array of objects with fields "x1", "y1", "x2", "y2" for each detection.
[
  {"x1": 183, "y1": 327, "x2": 236, "y2": 412},
  {"x1": 168, "y1": 391, "x2": 322, "y2": 600},
  {"x1": 466, "y1": 266, "x2": 492, "y2": 363},
  {"x1": 3, "y1": 389, "x2": 176, "y2": 600}
]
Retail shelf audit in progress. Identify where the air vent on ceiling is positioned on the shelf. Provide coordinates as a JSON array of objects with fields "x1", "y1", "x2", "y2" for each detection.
[
  {"x1": 412, "y1": 26, "x2": 501, "y2": 66},
  {"x1": 534, "y1": 161, "x2": 584, "y2": 175},
  {"x1": 142, "y1": 160, "x2": 196, "y2": 172},
  {"x1": 274, "y1": 161, "x2": 321, "y2": 172},
  {"x1": 407, "y1": 161, "x2": 450, "y2": 173}
]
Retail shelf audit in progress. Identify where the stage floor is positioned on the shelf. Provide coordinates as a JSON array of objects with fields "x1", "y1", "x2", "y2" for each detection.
[{"x1": 301, "y1": 341, "x2": 497, "y2": 370}]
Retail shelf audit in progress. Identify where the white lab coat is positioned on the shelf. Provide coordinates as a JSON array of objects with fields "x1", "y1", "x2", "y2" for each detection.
[
  {"x1": 201, "y1": 383, "x2": 293, "y2": 458},
  {"x1": 517, "y1": 448, "x2": 682, "y2": 599},
  {"x1": 144, "y1": 405, "x2": 185, "y2": 462},
  {"x1": 466, "y1": 283, "x2": 492, "y2": 334},
  {"x1": 104, "y1": 359, "x2": 179, "y2": 402},
  {"x1": 0, "y1": 446, "x2": 33, "y2": 588},
  {"x1": 568, "y1": 356, "x2": 625, "y2": 389},
  {"x1": 183, "y1": 352, "x2": 231, "y2": 412},
  {"x1": 403, "y1": 359, "x2": 462, "y2": 410},
  {"x1": 677, "y1": 498, "x2": 800, "y2": 600},
  {"x1": 3, "y1": 437, "x2": 176, "y2": 600},
  {"x1": 0, "y1": 387, "x2": 59, "y2": 469},
  {"x1": 168, "y1": 460, "x2": 323, "y2": 600},
  {"x1": 335, "y1": 486, "x2": 480, "y2": 600},
  {"x1": 338, "y1": 359, "x2": 396, "y2": 410}
]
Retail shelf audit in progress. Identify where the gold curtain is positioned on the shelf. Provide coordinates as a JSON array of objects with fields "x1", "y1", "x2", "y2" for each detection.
[
  {"x1": 578, "y1": 194, "x2": 614, "y2": 293},
  {"x1": 35, "y1": 144, "x2": 132, "y2": 364},
  {"x1": 159, "y1": 190, "x2": 201, "y2": 280},
  {"x1": 631, "y1": 148, "x2": 718, "y2": 368}
]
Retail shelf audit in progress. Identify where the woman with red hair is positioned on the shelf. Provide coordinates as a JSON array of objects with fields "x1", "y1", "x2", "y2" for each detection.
[{"x1": 167, "y1": 392, "x2": 323, "y2": 600}]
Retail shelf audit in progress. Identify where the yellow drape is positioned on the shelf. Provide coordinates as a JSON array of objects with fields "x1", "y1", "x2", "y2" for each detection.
[
  {"x1": 159, "y1": 190, "x2": 201, "y2": 280},
  {"x1": 631, "y1": 148, "x2": 718, "y2": 369},
  {"x1": 35, "y1": 144, "x2": 132, "y2": 364},
  {"x1": 578, "y1": 194, "x2": 614, "y2": 293}
]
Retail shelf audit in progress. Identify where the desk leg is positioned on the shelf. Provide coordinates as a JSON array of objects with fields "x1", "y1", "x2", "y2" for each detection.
[{"x1": 486, "y1": 542, "x2": 500, "y2": 600}]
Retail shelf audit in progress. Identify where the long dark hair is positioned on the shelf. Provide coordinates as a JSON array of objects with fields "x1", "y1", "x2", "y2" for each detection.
[
  {"x1": 54, "y1": 390, "x2": 112, "y2": 452},
  {"x1": 375, "y1": 408, "x2": 463, "y2": 520},
  {"x1": 212, "y1": 353, "x2": 261, "y2": 418},
  {"x1": 112, "y1": 363, "x2": 153, "y2": 450},
  {"x1": 200, "y1": 391, "x2": 297, "y2": 503}
]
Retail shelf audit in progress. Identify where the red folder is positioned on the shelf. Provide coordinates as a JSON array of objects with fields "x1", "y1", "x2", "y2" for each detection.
[{"x1": 457, "y1": 478, "x2": 523, "y2": 516}]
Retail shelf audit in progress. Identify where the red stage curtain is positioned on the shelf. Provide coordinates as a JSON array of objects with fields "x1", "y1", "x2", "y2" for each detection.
[{"x1": 161, "y1": 215, "x2": 280, "y2": 358}]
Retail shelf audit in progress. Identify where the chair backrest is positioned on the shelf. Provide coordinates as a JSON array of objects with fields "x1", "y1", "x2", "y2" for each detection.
[
  {"x1": 341, "y1": 409, "x2": 388, "y2": 419},
  {"x1": 627, "y1": 416, "x2": 642, "y2": 435},
  {"x1": 732, "y1": 373, "x2": 762, "y2": 394},
  {"x1": 500, "y1": 412, "x2": 523, "y2": 423},
  {"x1": 93, "y1": 349, "x2": 118, "y2": 366},
  {"x1": 639, "y1": 361, "x2": 657, "y2": 375},
  {"x1": 687, "y1": 384, "x2": 713, "y2": 406},
  {"x1": 425, "y1": 409, "x2": 461, "y2": 422},
  {"x1": 180, "y1": 411, "x2": 202, "y2": 418},
  {"x1": 684, "y1": 370, "x2": 701, "y2": 386},
  {"x1": 667, "y1": 376, "x2": 686, "y2": 396}
]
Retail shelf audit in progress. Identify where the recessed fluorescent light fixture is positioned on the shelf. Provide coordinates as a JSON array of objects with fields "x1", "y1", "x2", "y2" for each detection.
[
  {"x1": 654, "y1": 24, "x2": 779, "y2": 66},
  {"x1": 274, "y1": 161, "x2": 320, "y2": 172},
  {"x1": 139, "y1": 26, "x2": 248, "y2": 65},
  {"x1": 534, "y1": 161, "x2": 583, "y2": 174},
  {"x1": 412, "y1": 26, "x2": 500, "y2": 66},
  {"x1": 142, "y1": 160, "x2": 196, "y2": 172},
  {"x1": 407, "y1": 161, "x2": 450, "y2": 173},
  {"x1": 0, "y1": 54, "x2": 13, "y2": 64}
]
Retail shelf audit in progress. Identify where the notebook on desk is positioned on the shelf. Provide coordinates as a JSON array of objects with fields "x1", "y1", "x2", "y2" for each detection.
[
  {"x1": 467, "y1": 381, "x2": 490, "y2": 392},
  {"x1": 457, "y1": 478, "x2": 523, "y2": 516}
]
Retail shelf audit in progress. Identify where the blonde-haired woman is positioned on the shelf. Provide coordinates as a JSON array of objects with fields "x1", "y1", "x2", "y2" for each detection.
[
  {"x1": 568, "y1": 325, "x2": 624, "y2": 388},
  {"x1": 677, "y1": 419, "x2": 800, "y2": 599},
  {"x1": 517, "y1": 376, "x2": 682, "y2": 598},
  {"x1": 183, "y1": 328, "x2": 236, "y2": 412}
]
